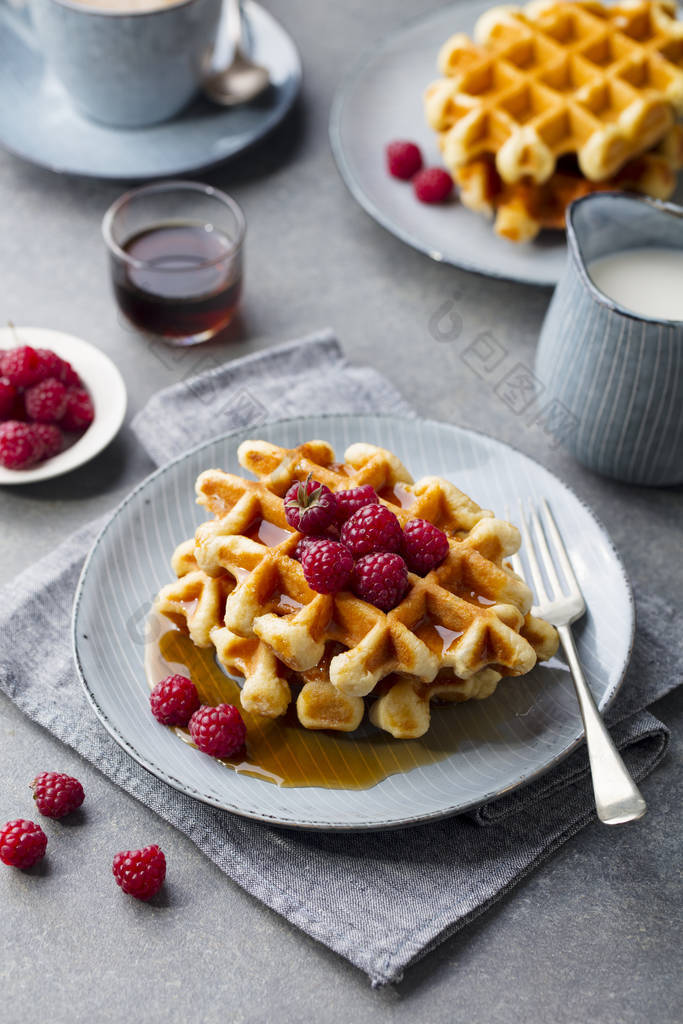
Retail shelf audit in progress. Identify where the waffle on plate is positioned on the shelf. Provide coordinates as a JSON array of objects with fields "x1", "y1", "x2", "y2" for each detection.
[{"x1": 154, "y1": 441, "x2": 558, "y2": 740}]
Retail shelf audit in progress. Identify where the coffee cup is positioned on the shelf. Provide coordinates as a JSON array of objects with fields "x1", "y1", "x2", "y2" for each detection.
[{"x1": 28, "y1": 0, "x2": 222, "y2": 127}]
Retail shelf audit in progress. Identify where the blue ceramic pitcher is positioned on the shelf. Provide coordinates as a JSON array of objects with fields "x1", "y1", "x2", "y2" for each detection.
[{"x1": 536, "y1": 192, "x2": 683, "y2": 486}]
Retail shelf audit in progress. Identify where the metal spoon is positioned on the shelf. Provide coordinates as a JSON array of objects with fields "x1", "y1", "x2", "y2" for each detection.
[{"x1": 203, "y1": 0, "x2": 270, "y2": 107}]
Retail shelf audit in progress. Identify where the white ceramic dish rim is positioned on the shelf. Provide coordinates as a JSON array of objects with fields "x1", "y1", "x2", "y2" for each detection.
[
  {"x1": 0, "y1": 327, "x2": 127, "y2": 485},
  {"x1": 71, "y1": 413, "x2": 635, "y2": 831}
]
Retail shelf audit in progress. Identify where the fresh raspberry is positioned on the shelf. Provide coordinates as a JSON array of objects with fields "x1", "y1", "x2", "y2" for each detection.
[
  {"x1": 189, "y1": 704, "x2": 246, "y2": 758},
  {"x1": 0, "y1": 377, "x2": 17, "y2": 419},
  {"x1": 1, "y1": 346, "x2": 42, "y2": 388},
  {"x1": 58, "y1": 360, "x2": 82, "y2": 388},
  {"x1": 0, "y1": 819, "x2": 48, "y2": 869},
  {"x1": 30, "y1": 771, "x2": 85, "y2": 819},
  {"x1": 333, "y1": 484, "x2": 379, "y2": 526},
  {"x1": 413, "y1": 167, "x2": 453, "y2": 204},
  {"x1": 403, "y1": 518, "x2": 450, "y2": 575},
  {"x1": 24, "y1": 377, "x2": 68, "y2": 423},
  {"x1": 112, "y1": 844, "x2": 166, "y2": 901},
  {"x1": 149, "y1": 674, "x2": 200, "y2": 727},
  {"x1": 341, "y1": 503, "x2": 403, "y2": 558},
  {"x1": 284, "y1": 476, "x2": 337, "y2": 535},
  {"x1": 30, "y1": 423, "x2": 63, "y2": 460},
  {"x1": 353, "y1": 552, "x2": 409, "y2": 612},
  {"x1": 0, "y1": 420, "x2": 43, "y2": 469},
  {"x1": 301, "y1": 538, "x2": 354, "y2": 594},
  {"x1": 61, "y1": 387, "x2": 94, "y2": 432},
  {"x1": 386, "y1": 140, "x2": 423, "y2": 180},
  {"x1": 34, "y1": 348, "x2": 64, "y2": 382}
]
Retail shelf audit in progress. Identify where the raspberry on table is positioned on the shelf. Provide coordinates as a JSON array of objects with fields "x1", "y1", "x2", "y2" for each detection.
[
  {"x1": 61, "y1": 387, "x2": 94, "y2": 432},
  {"x1": 31, "y1": 771, "x2": 85, "y2": 819},
  {"x1": 1, "y1": 346, "x2": 42, "y2": 388},
  {"x1": 34, "y1": 348, "x2": 64, "y2": 382},
  {"x1": 403, "y1": 518, "x2": 450, "y2": 576},
  {"x1": 284, "y1": 476, "x2": 337, "y2": 535},
  {"x1": 333, "y1": 484, "x2": 379, "y2": 526},
  {"x1": 30, "y1": 423, "x2": 63, "y2": 460},
  {"x1": 0, "y1": 420, "x2": 43, "y2": 469},
  {"x1": 386, "y1": 140, "x2": 423, "y2": 180},
  {"x1": 413, "y1": 167, "x2": 454, "y2": 204},
  {"x1": 341, "y1": 503, "x2": 403, "y2": 558},
  {"x1": 189, "y1": 704, "x2": 247, "y2": 758},
  {"x1": 0, "y1": 377, "x2": 17, "y2": 420},
  {"x1": 301, "y1": 538, "x2": 354, "y2": 594},
  {"x1": 25, "y1": 377, "x2": 68, "y2": 423},
  {"x1": 353, "y1": 552, "x2": 409, "y2": 612},
  {"x1": 112, "y1": 844, "x2": 166, "y2": 901},
  {"x1": 149, "y1": 674, "x2": 200, "y2": 727},
  {"x1": 0, "y1": 819, "x2": 48, "y2": 869}
]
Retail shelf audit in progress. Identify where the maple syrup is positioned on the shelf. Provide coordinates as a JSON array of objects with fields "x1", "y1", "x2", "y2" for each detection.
[{"x1": 145, "y1": 613, "x2": 459, "y2": 789}]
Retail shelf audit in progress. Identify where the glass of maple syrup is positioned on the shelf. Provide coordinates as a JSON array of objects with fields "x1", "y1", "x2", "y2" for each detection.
[{"x1": 102, "y1": 181, "x2": 245, "y2": 346}]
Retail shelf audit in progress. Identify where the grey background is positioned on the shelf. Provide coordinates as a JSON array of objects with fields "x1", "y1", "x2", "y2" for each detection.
[{"x1": 0, "y1": 1, "x2": 681, "y2": 1022}]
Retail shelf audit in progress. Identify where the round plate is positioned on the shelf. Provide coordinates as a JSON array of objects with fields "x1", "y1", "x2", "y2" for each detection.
[
  {"x1": 0, "y1": 1, "x2": 301, "y2": 180},
  {"x1": 73, "y1": 414, "x2": 633, "y2": 830},
  {"x1": 330, "y1": 0, "x2": 682, "y2": 286},
  {"x1": 0, "y1": 327, "x2": 126, "y2": 485}
]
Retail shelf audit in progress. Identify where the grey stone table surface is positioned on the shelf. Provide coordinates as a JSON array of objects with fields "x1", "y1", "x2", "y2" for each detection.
[{"x1": 0, "y1": 1, "x2": 681, "y2": 1021}]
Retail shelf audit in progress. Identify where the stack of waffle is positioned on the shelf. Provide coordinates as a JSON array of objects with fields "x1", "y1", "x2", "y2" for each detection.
[
  {"x1": 424, "y1": 0, "x2": 683, "y2": 241},
  {"x1": 155, "y1": 440, "x2": 558, "y2": 740}
]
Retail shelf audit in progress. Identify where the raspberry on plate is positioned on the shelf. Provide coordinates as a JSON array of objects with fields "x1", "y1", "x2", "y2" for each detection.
[
  {"x1": 0, "y1": 346, "x2": 42, "y2": 388},
  {"x1": 31, "y1": 771, "x2": 85, "y2": 819},
  {"x1": 353, "y1": 552, "x2": 409, "y2": 611},
  {"x1": 149, "y1": 674, "x2": 200, "y2": 727},
  {"x1": 403, "y1": 518, "x2": 450, "y2": 575},
  {"x1": 341, "y1": 503, "x2": 403, "y2": 558},
  {"x1": 0, "y1": 377, "x2": 17, "y2": 419},
  {"x1": 112, "y1": 844, "x2": 166, "y2": 901},
  {"x1": 30, "y1": 423, "x2": 63, "y2": 460},
  {"x1": 386, "y1": 140, "x2": 423, "y2": 180},
  {"x1": 58, "y1": 359, "x2": 82, "y2": 388},
  {"x1": 334, "y1": 484, "x2": 379, "y2": 526},
  {"x1": 61, "y1": 387, "x2": 94, "y2": 432},
  {"x1": 0, "y1": 819, "x2": 48, "y2": 869},
  {"x1": 301, "y1": 538, "x2": 354, "y2": 594},
  {"x1": 0, "y1": 420, "x2": 43, "y2": 469},
  {"x1": 284, "y1": 476, "x2": 337, "y2": 535},
  {"x1": 25, "y1": 377, "x2": 68, "y2": 423},
  {"x1": 413, "y1": 167, "x2": 453, "y2": 204},
  {"x1": 189, "y1": 704, "x2": 247, "y2": 758}
]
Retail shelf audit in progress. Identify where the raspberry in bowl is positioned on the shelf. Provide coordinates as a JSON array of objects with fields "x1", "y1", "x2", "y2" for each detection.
[{"x1": 0, "y1": 327, "x2": 126, "y2": 485}]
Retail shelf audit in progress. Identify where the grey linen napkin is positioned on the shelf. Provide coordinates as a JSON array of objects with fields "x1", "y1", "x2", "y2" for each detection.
[{"x1": 0, "y1": 330, "x2": 680, "y2": 987}]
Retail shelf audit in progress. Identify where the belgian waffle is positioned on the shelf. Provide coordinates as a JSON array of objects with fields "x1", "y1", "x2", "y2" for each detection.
[
  {"x1": 155, "y1": 544, "x2": 365, "y2": 729},
  {"x1": 193, "y1": 440, "x2": 558, "y2": 704},
  {"x1": 425, "y1": 0, "x2": 683, "y2": 184},
  {"x1": 455, "y1": 121, "x2": 683, "y2": 240}
]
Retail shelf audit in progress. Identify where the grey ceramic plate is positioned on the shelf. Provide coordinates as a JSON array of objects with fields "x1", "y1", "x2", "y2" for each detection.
[
  {"x1": 73, "y1": 414, "x2": 633, "y2": 830},
  {"x1": 0, "y1": 1, "x2": 300, "y2": 179},
  {"x1": 330, "y1": 0, "x2": 683, "y2": 286}
]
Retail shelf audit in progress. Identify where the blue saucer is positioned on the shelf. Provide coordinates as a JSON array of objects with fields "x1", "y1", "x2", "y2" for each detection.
[{"x1": 0, "y1": 1, "x2": 301, "y2": 180}]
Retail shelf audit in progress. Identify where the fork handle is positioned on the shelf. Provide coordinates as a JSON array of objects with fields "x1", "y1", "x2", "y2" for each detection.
[{"x1": 558, "y1": 625, "x2": 647, "y2": 826}]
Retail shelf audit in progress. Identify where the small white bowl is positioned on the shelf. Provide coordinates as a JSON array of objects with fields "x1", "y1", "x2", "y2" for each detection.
[{"x1": 0, "y1": 327, "x2": 127, "y2": 486}]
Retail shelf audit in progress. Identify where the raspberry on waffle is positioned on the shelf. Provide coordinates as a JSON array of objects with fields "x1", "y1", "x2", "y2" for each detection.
[
  {"x1": 425, "y1": 1, "x2": 683, "y2": 186},
  {"x1": 192, "y1": 441, "x2": 558, "y2": 705}
]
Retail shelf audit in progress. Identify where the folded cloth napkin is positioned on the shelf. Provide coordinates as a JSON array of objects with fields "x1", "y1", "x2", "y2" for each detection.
[{"x1": 1, "y1": 330, "x2": 680, "y2": 987}]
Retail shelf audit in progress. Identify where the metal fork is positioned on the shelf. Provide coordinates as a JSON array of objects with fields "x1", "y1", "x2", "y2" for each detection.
[{"x1": 506, "y1": 499, "x2": 646, "y2": 826}]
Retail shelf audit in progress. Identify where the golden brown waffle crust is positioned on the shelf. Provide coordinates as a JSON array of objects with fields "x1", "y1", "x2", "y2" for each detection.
[
  {"x1": 425, "y1": 1, "x2": 683, "y2": 184},
  {"x1": 154, "y1": 440, "x2": 559, "y2": 740}
]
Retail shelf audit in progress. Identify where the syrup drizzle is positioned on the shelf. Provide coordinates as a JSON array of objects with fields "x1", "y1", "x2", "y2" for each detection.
[{"x1": 145, "y1": 613, "x2": 458, "y2": 789}]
